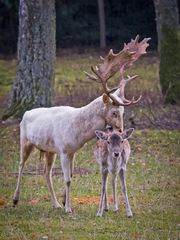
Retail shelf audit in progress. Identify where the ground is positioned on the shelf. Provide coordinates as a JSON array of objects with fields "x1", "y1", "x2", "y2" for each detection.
[{"x1": 0, "y1": 51, "x2": 179, "y2": 240}]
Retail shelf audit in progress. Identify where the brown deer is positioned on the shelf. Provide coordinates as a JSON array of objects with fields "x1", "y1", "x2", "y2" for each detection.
[
  {"x1": 13, "y1": 36, "x2": 150, "y2": 213},
  {"x1": 94, "y1": 127, "x2": 134, "y2": 217}
]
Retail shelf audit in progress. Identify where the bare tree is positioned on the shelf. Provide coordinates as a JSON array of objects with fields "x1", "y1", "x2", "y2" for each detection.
[
  {"x1": 2, "y1": 0, "x2": 56, "y2": 120},
  {"x1": 98, "y1": 0, "x2": 106, "y2": 49}
]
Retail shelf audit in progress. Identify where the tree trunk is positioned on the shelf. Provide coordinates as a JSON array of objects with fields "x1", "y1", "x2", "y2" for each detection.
[
  {"x1": 154, "y1": 0, "x2": 180, "y2": 103},
  {"x1": 98, "y1": 0, "x2": 106, "y2": 49},
  {"x1": 154, "y1": 0, "x2": 161, "y2": 52},
  {"x1": 2, "y1": 0, "x2": 56, "y2": 120},
  {"x1": 154, "y1": 0, "x2": 179, "y2": 52}
]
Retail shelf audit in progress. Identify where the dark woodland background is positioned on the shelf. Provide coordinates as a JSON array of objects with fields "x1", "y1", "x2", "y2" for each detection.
[{"x1": 1, "y1": 0, "x2": 180, "y2": 54}]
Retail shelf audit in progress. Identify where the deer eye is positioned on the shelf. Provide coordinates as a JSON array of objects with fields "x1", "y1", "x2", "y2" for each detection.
[
  {"x1": 107, "y1": 140, "x2": 110, "y2": 145},
  {"x1": 112, "y1": 112, "x2": 118, "y2": 118}
]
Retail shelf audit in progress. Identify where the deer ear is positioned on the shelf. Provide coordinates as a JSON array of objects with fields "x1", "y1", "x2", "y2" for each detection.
[
  {"x1": 95, "y1": 130, "x2": 108, "y2": 140},
  {"x1": 102, "y1": 93, "x2": 111, "y2": 104},
  {"x1": 122, "y1": 128, "x2": 134, "y2": 140}
]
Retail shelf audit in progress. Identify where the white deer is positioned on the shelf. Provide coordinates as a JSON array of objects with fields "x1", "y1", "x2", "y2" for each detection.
[
  {"x1": 94, "y1": 127, "x2": 134, "y2": 217},
  {"x1": 13, "y1": 36, "x2": 150, "y2": 213}
]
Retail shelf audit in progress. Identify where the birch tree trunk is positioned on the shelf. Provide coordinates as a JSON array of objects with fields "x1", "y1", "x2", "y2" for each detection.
[{"x1": 2, "y1": 0, "x2": 56, "y2": 120}]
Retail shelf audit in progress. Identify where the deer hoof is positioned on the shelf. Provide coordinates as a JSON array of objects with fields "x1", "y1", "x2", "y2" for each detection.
[
  {"x1": 113, "y1": 206, "x2": 118, "y2": 212},
  {"x1": 65, "y1": 207, "x2": 72, "y2": 213},
  {"x1": 104, "y1": 208, "x2": 109, "y2": 212},
  {"x1": 13, "y1": 199, "x2": 19, "y2": 207},
  {"x1": 96, "y1": 211, "x2": 103, "y2": 217},
  {"x1": 127, "y1": 211, "x2": 133, "y2": 218}
]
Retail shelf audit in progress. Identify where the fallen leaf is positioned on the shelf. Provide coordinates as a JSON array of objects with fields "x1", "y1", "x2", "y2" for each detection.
[
  {"x1": 0, "y1": 198, "x2": 6, "y2": 206},
  {"x1": 30, "y1": 199, "x2": 39, "y2": 205}
]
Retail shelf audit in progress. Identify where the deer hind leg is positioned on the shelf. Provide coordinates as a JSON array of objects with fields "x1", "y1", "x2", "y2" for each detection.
[
  {"x1": 119, "y1": 169, "x2": 133, "y2": 217},
  {"x1": 44, "y1": 152, "x2": 62, "y2": 209},
  {"x1": 13, "y1": 140, "x2": 34, "y2": 207}
]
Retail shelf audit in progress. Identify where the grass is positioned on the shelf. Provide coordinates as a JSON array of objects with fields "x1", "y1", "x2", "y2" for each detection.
[
  {"x1": 0, "y1": 52, "x2": 159, "y2": 99},
  {"x1": 0, "y1": 125, "x2": 179, "y2": 240},
  {"x1": 0, "y1": 59, "x2": 16, "y2": 96},
  {"x1": 54, "y1": 53, "x2": 160, "y2": 103},
  {"x1": 0, "y1": 52, "x2": 179, "y2": 239}
]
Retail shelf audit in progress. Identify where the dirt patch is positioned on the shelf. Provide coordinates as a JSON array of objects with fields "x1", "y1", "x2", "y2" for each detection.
[
  {"x1": 73, "y1": 195, "x2": 114, "y2": 205},
  {"x1": 28, "y1": 195, "x2": 116, "y2": 206},
  {"x1": 10, "y1": 164, "x2": 91, "y2": 177},
  {"x1": 124, "y1": 99, "x2": 180, "y2": 130},
  {"x1": 1, "y1": 87, "x2": 180, "y2": 130}
]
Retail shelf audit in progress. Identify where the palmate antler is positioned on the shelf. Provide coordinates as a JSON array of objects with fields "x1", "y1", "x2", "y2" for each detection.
[{"x1": 84, "y1": 35, "x2": 151, "y2": 106}]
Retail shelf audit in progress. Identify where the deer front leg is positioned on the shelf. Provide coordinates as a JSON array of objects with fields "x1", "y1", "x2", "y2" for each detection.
[
  {"x1": 104, "y1": 189, "x2": 109, "y2": 212},
  {"x1": 112, "y1": 174, "x2": 118, "y2": 212},
  {"x1": 62, "y1": 155, "x2": 74, "y2": 207},
  {"x1": 61, "y1": 153, "x2": 73, "y2": 213},
  {"x1": 119, "y1": 169, "x2": 133, "y2": 217},
  {"x1": 103, "y1": 167, "x2": 109, "y2": 212},
  {"x1": 97, "y1": 168, "x2": 108, "y2": 217}
]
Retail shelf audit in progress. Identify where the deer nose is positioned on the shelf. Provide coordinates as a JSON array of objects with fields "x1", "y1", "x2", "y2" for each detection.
[{"x1": 114, "y1": 152, "x2": 119, "y2": 158}]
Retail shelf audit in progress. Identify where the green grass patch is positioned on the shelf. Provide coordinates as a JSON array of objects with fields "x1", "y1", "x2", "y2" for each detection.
[
  {"x1": 0, "y1": 53, "x2": 160, "y2": 99},
  {"x1": 0, "y1": 59, "x2": 16, "y2": 96},
  {"x1": 0, "y1": 125, "x2": 179, "y2": 240},
  {"x1": 0, "y1": 52, "x2": 179, "y2": 239}
]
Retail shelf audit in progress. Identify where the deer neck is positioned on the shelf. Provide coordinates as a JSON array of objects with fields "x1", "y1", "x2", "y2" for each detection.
[
  {"x1": 80, "y1": 96, "x2": 107, "y2": 128},
  {"x1": 82, "y1": 96, "x2": 106, "y2": 116},
  {"x1": 74, "y1": 96, "x2": 107, "y2": 143}
]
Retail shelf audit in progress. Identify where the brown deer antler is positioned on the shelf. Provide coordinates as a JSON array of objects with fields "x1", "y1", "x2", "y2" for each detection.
[
  {"x1": 84, "y1": 35, "x2": 150, "y2": 106},
  {"x1": 123, "y1": 35, "x2": 151, "y2": 66},
  {"x1": 117, "y1": 35, "x2": 151, "y2": 104}
]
